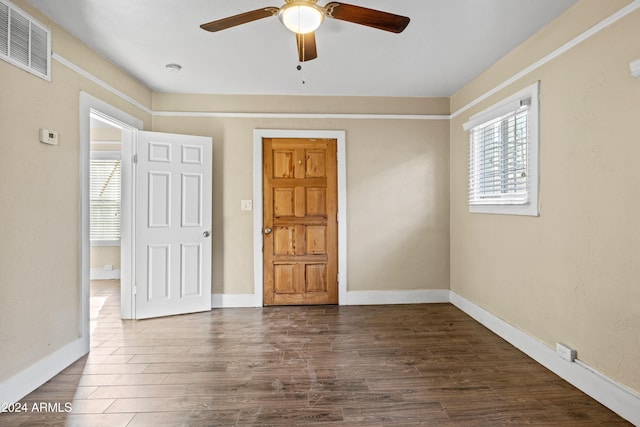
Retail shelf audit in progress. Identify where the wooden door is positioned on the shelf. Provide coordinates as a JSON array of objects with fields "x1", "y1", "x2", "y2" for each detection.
[
  {"x1": 263, "y1": 138, "x2": 338, "y2": 305},
  {"x1": 135, "y1": 131, "x2": 212, "y2": 319}
]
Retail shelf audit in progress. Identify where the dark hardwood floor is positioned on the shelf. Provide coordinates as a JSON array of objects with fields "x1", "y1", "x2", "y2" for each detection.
[{"x1": 0, "y1": 281, "x2": 630, "y2": 426}]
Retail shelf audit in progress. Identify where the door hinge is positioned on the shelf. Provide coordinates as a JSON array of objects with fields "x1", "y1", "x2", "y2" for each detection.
[
  {"x1": 133, "y1": 285, "x2": 137, "y2": 295},
  {"x1": 337, "y1": 273, "x2": 340, "y2": 284},
  {"x1": 133, "y1": 154, "x2": 138, "y2": 164}
]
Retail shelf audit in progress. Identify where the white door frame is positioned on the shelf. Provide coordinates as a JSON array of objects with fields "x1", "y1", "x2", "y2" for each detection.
[
  {"x1": 80, "y1": 92, "x2": 142, "y2": 324},
  {"x1": 252, "y1": 129, "x2": 347, "y2": 307}
]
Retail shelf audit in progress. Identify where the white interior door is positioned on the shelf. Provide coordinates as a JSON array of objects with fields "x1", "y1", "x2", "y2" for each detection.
[{"x1": 135, "y1": 131, "x2": 212, "y2": 319}]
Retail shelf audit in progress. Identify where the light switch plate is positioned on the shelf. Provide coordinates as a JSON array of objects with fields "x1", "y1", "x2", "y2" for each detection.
[{"x1": 241, "y1": 200, "x2": 253, "y2": 211}]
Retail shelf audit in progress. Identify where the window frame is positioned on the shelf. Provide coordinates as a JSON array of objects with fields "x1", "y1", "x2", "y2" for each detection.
[
  {"x1": 463, "y1": 82, "x2": 540, "y2": 216},
  {"x1": 90, "y1": 150, "x2": 121, "y2": 246}
]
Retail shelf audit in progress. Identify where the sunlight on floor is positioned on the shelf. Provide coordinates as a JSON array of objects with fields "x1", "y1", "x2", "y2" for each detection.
[{"x1": 89, "y1": 280, "x2": 120, "y2": 335}]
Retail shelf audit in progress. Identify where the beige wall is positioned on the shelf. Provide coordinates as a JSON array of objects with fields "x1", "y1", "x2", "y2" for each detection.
[
  {"x1": 5, "y1": 0, "x2": 637, "y2": 408},
  {"x1": 151, "y1": 95, "x2": 450, "y2": 295},
  {"x1": 90, "y1": 247, "x2": 120, "y2": 271},
  {"x1": 450, "y1": 0, "x2": 640, "y2": 393},
  {"x1": 0, "y1": 0, "x2": 151, "y2": 383}
]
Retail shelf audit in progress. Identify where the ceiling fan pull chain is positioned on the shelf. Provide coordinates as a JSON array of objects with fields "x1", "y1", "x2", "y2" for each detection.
[
  {"x1": 301, "y1": 33, "x2": 306, "y2": 84},
  {"x1": 296, "y1": 61, "x2": 306, "y2": 85}
]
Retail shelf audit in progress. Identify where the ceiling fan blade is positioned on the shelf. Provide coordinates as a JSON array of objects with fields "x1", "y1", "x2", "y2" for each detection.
[
  {"x1": 200, "y1": 7, "x2": 279, "y2": 32},
  {"x1": 296, "y1": 32, "x2": 318, "y2": 62},
  {"x1": 324, "y1": 2, "x2": 410, "y2": 33}
]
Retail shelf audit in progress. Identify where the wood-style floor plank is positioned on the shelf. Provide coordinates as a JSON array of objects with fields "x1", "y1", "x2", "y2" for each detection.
[{"x1": 0, "y1": 280, "x2": 631, "y2": 426}]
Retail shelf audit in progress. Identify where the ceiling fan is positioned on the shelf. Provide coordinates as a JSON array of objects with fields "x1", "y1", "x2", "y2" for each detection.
[{"x1": 200, "y1": 0, "x2": 410, "y2": 62}]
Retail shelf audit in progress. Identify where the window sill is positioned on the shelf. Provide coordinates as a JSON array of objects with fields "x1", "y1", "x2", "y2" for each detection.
[
  {"x1": 470, "y1": 203, "x2": 539, "y2": 216},
  {"x1": 90, "y1": 240, "x2": 121, "y2": 247}
]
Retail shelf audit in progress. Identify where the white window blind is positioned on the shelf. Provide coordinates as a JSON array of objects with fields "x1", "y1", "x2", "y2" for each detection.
[
  {"x1": 469, "y1": 104, "x2": 529, "y2": 205},
  {"x1": 90, "y1": 157, "x2": 121, "y2": 242},
  {"x1": 0, "y1": 0, "x2": 51, "y2": 80},
  {"x1": 463, "y1": 82, "x2": 539, "y2": 216}
]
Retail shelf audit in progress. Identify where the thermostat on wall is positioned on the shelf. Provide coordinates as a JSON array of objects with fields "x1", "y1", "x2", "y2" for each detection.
[{"x1": 40, "y1": 128, "x2": 58, "y2": 145}]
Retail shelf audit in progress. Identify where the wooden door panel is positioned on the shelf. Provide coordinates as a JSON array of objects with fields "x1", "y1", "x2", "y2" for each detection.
[
  {"x1": 305, "y1": 150, "x2": 326, "y2": 177},
  {"x1": 273, "y1": 150, "x2": 294, "y2": 178},
  {"x1": 263, "y1": 138, "x2": 338, "y2": 306},
  {"x1": 306, "y1": 188, "x2": 326, "y2": 216},
  {"x1": 274, "y1": 264, "x2": 296, "y2": 294},
  {"x1": 305, "y1": 226, "x2": 326, "y2": 254},
  {"x1": 305, "y1": 264, "x2": 327, "y2": 292},
  {"x1": 274, "y1": 189, "x2": 294, "y2": 217},
  {"x1": 274, "y1": 226, "x2": 295, "y2": 255}
]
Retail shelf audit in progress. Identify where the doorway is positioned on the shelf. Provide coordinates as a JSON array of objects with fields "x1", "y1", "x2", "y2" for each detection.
[
  {"x1": 81, "y1": 93, "x2": 213, "y2": 326},
  {"x1": 80, "y1": 93, "x2": 142, "y2": 340},
  {"x1": 252, "y1": 129, "x2": 348, "y2": 307},
  {"x1": 89, "y1": 114, "x2": 123, "y2": 330}
]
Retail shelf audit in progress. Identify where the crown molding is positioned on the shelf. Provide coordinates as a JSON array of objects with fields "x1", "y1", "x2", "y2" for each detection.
[{"x1": 451, "y1": 0, "x2": 640, "y2": 119}]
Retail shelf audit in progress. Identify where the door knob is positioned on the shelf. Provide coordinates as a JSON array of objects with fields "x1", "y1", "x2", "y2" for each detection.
[
  {"x1": 203, "y1": 231, "x2": 210, "y2": 237},
  {"x1": 264, "y1": 227, "x2": 272, "y2": 235}
]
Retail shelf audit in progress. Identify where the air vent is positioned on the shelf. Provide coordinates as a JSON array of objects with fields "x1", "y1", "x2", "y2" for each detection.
[{"x1": 0, "y1": 0, "x2": 50, "y2": 80}]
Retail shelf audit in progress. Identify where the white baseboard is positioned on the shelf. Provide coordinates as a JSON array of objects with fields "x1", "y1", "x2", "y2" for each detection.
[
  {"x1": 211, "y1": 293, "x2": 257, "y2": 308},
  {"x1": 210, "y1": 289, "x2": 451, "y2": 308},
  {"x1": 90, "y1": 268, "x2": 121, "y2": 280},
  {"x1": 344, "y1": 289, "x2": 450, "y2": 305},
  {"x1": 0, "y1": 336, "x2": 88, "y2": 405},
  {"x1": 450, "y1": 291, "x2": 640, "y2": 426}
]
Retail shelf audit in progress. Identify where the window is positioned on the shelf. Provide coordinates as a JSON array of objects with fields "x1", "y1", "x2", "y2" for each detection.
[
  {"x1": 463, "y1": 82, "x2": 539, "y2": 216},
  {"x1": 90, "y1": 152, "x2": 121, "y2": 244}
]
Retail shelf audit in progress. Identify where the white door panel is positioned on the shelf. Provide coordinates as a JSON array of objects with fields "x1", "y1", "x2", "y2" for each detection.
[{"x1": 136, "y1": 131, "x2": 212, "y2": 319}]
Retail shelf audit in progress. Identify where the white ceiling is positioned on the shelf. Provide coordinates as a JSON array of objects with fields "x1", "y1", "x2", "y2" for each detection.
[{"x1": 26, "y1": 0, "x2": 578, "y2": 97}]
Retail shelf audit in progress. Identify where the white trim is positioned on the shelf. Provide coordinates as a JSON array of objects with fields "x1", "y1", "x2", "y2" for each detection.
[
  {"x1": 90, "y1": 140, "x2": 122, "y2": 146},
  {"x1": 253, "y1": 129, "x2": 347, "y2": 307},
  {"x1": 57, "y1": 50, "x2": 441, "y2": 120},
  {"x1": 630, "y1": 59, "x2": 640, "y2": 78},
  {"x1": 345, "y1": 289, "x2": 450, "y2": 305},
  {"x1": 451, "y1": 0, "x2": 640, "y2": 119},
  {"x1": 211, "y1": 293, "x2": 256, "y2": 308},
  {"x1": 0, "y1": 337, "x2": 86, "y2": 405},
  {"x1": 450, "y1": 291, "x2": 640, "y2": 426},
  {"x1": 90, "y1": 268, "x2": 121, "y2": 280},
  {"x1": 55, "y1": 53, "x2": 152, "y2": 115},
  {"x1": 153, "y1": 111, "x2": 448, "y2": 120},
  {"x1": 55, "y1": 52, "x2": 444, "y2": 121}
]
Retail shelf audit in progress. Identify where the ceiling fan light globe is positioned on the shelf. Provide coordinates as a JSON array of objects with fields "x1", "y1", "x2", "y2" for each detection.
[{"x1": 279, "y1": 4, "x2": 323, "y2": 34}]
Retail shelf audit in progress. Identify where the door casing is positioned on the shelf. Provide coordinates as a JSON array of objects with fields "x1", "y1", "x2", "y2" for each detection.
[
  {"x1": 80, "y1": 93, "x2": 142, "y2": 329},
  {"x1": 253, "y1": 129, "x2": 347, "y2": 307}
]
